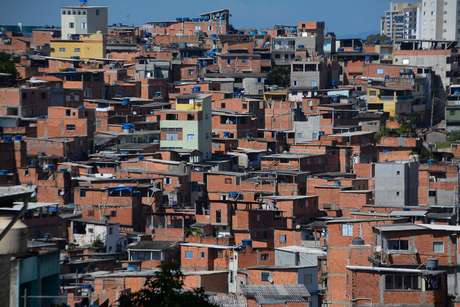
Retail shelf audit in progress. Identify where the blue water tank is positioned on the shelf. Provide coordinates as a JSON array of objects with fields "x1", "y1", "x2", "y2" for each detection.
[
  {"x1": 121, "y1": 98, "x2": 130, "y2": 106},
  {"x1": 241, "y1": 239, "x2": 252, "y2": 247},
  {"x1": 122, "y1": 123, "x2": 134, "y2": 132},
  {"x1": 192, "y1": 86, "x2": 201, "y2": 93},
  {"x1": 127, "y1": 263, "x2": 139, "y2": 271},
  {"x1": 14, "y1": 135, "x2": 22, "y2": 141}
]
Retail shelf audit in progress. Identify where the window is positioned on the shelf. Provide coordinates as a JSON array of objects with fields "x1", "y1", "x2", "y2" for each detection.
[
  {"x1": 260, "y1": 253, "x2": 269, "y2": 261},
  {"x1": 41, "y1": 93, "x2": 46, "y2": 99},
  {"x1": 81, "y1": 22, "x2": 87, "y2": 29},
  {"x1": 111, "y1": 210, "x2": 117, "y2": 217},
  {"x1": 279, "y1": 235, "x2": 287, "y2": 243},
  {"x1": 293, "y1": 64, "x2": 303, "y2": 72},
  {"x1": 80, "y1": 190, "x2": 86, "y2": 197},
  {"x1": 96, "y1": 9, "x2": 100, "y2": 15},
  {"x1": 341, "y1": 224, "x2": 353, "y2": 237},
  {"x1": 429, "y1": 190, "x2": 437, "y2": 197},
  {"x1": 166, "y1": 133, "x2": 178, "y2": 141},
  {"x1": 164, "y1": 177, "x2": 172, "y2": 185},
  {"x1": 66, "y1": 109, "x2": 71, "y2": 116},
  {"x1": 88, "y1": 209, "x2": 94, "y2": 217},
  {"x1": 261, "y1": 272, "x2": 271, "y2": 281},
  {"x1": 385, "y1": 274, "x2": 421, "y2": 290},
  {"x1": 88, "y1": 228, "x2": 94, "y2": 233},
  {"x1": 225, "y1": 178, "x2": 232, "y2": 184},
  {"x1": 74, "y1": 48, "x2": 81, "y2": 52},
  {"x1": 69, "y1": 22, "x2": 74, "y2": 29},
  {"x1": 305, "y1": 64, "x2": 317, "y2": 71},
  {"x1": 200, "y1": 251, "x2": 205, "y2": 258},
  {"x1": 242, "y1": 103, "x2": 247, "y2": 109},
  {"x1": 387, "y1": 239, "x2": 409, "y2": 251},
  {"x1": 66, "y1": 124, "x2": 76, "y2": 130},
  {"x1": 216, "y1": 209, "x2": 222, "y2": 223},
  {"x1": 185, "y1": 251, "x2": 193, "y2": 259},
  {"x1": 396, "y1": 171, "x2": 400, "y2": 175},
  {"x1": 109, "y1": 227, "x2": 113, "y2": 235},
  {"x1": 187, "y1": 134, "x2": 195, "y2": 141},
  {"x1": 221, "y1": 103, "x2": 226, "y2": 109},
  {"x1": 59, "y1": 47, "x2": 66, "y2": 52},
  {"x1": 433, "y1": 242, "x2": 444, "y2": 253},
  {"x1": 187, "y1": 114, "x2": 194, "y2": 120}
]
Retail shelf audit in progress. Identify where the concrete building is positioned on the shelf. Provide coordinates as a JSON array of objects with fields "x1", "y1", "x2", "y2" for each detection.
[
  {"x1": 159, "y1": 93, "x2": 212, "y2": 161},
  {"x1": 50, "y1": 32, "x2": 105, "y2": 59},
  {"x1": 375, "y1": 161, "x2": 419, "y2": 207},
  {"x1": 60, "y1": 4, "x2": 108, "y2": 40},
  {"x1": 393, "y1": 39, "x2": 460, "y2": 89},
  {"x1": 380, "y1": 2, "x2": 421, "y2": 40},
  {"x1": 290, "y1": 60, "x2": 328, "y2": 89},
  {"x1": 420, "y1": 0, "x2": 460, "y2": 43},
  {"x1": 446, "y1": 84, "x2": 460, "y2": 131},
  {"x1": 70, "y1": 218, "x2": 121, "y2": 253}
]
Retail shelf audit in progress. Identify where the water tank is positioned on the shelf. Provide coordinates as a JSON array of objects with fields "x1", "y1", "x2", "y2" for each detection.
[
  {"x1": 192, "y1": 86, "x2": 201, "y2": 93},
  {"x1": 127, "y1": 263, "x2": 139, "y2": 271},
  {"x1": 122, "y1": 123, "x2": 134, "y2": 133},
  {"x1": 0, "y1": 217, "x2": 28, "y2": 255},
  {"x1": 241, "y1": 239, "x2": 252, "y2": 247},
  {"x1": 426, "y1": 258, "x2": 438, "y2": 270}
]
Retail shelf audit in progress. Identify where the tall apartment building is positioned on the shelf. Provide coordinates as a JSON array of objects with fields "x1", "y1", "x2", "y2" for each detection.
[
  {"x1": 420, "y1": 0, "x2": 460, "y2": 42},
  {"x1": 380, "y1": 2, "x2": 421, "y2": 40},
  {"x1": 159, "y1": 93, "x2": 212, "y2": 161},
  {"x1": 60, "y1": 3, "x2": 108, "y2": 40}
]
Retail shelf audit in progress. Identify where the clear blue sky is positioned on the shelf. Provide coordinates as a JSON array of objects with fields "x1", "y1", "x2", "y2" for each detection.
[{"x1": 1, "y1": 0, "x2": 398, "y2": 36}]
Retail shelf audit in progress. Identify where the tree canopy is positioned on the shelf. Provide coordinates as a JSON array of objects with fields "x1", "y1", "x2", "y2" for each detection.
[
  {"x1": 365, "y1": 33, "x2": 391, "y2": 45},
  {"x1": 118, "y1": 264, "x2": 217, "y2": 307},
  {"x1": 267, "y1": 65, "x2": 290, "y2": 88},
  {"x1": 0, "y1": 52, "x2": 18, "y2": 78}
]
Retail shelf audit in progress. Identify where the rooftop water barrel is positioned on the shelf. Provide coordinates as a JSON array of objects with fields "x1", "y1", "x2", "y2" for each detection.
[{"x1": 122, "y1": 123, "x2": 134, "y2": 133}]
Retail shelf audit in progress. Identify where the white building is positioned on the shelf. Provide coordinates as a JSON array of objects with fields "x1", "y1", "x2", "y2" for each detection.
[
  {"x1": 381, "y1": 2, "x2": 421, "y2": 40},
  {"x1": 70, "y1": 218, "x2": 121, "y2": 253},
  {"x1": 60, "y1": 5, "x2": 108, "y2": 40},
  {"x1": 420, "y1": 0, "x2": 460, "y2": 42}
]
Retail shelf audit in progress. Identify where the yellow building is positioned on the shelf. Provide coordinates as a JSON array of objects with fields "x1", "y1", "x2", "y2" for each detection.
[
  {"x1": 50, "y1": 31, "x2": 105, "y2": 59},
  {"x1": 367, "y1": 85, "x2": 415, "y2": 118}
]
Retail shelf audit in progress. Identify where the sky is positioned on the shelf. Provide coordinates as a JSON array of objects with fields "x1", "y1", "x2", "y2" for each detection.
[{"x1": 0, "y1": 0, "x2": 399, "y2": 37}]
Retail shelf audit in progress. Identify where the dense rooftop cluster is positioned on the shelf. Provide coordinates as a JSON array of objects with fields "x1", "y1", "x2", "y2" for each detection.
[{"x1": 2, "y1": 1, "x2": 460, "y2": 306}]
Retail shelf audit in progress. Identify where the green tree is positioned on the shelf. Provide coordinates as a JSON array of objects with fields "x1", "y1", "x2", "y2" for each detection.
[
  {"x1": 366, "y1": 33, "x2": 390, "y2": 44},
  {"x1": 267, "y1": 65, "x2": 290, "y2": 87},
  {"x1": 118, "y1": 263, "x2": 217, "y2": 307},
  {"x1": 0, "y1": 52, "x2": 18, "y2": 78}
]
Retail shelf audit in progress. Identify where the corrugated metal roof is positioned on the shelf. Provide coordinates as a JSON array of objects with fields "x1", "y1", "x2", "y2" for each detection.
[{"x1": 243, "y1": 284, "x2": 310, "y2": 304}]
